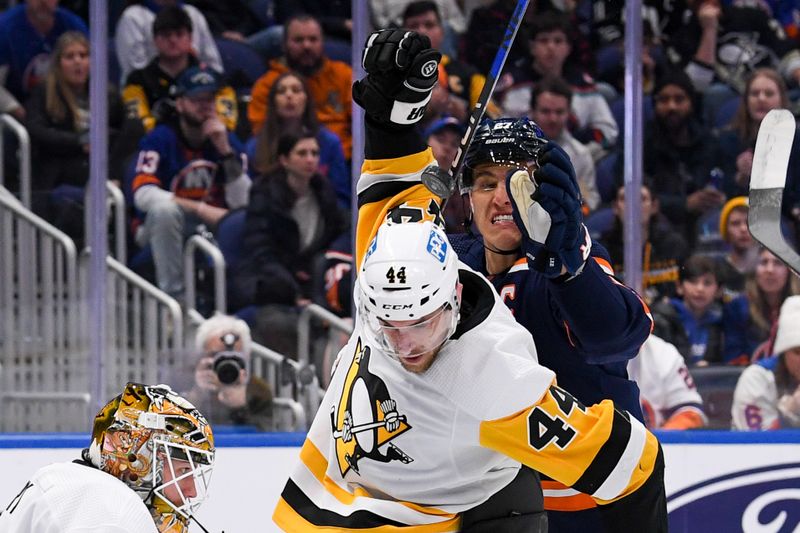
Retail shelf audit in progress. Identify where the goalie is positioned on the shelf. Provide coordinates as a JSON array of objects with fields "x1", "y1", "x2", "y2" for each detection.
[
  {"x1": 271, "y1": 29, "x2": 668, "y2": 532},
  {"x1": 0, "y1": 383, "x2": 216, "y2": 533}
]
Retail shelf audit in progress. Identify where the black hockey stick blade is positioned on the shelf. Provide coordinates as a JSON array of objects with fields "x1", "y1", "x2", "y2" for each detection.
[
  {"x1": 421, "y1": 0, "x2": 531, "y2": 200},
  {"x1": 748, "y1": 108, "x2": 800, "y2": 276}
]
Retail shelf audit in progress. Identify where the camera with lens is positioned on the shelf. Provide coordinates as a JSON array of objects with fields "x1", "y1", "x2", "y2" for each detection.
[{"x1": 212, "y1": 332, "x2": 246, "y2": 385}]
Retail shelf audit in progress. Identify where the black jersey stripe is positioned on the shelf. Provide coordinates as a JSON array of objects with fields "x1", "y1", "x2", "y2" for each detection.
[
  {"x1": 572, "y1": 409, "x2": 632, "y2": 495},
  {"x1": 358, "y1": 181, "x2": 420, "y2": 208},
  {"x1": 281, "y1": 479, "x2": 407, "y2": 529},
  {"x1": 364, "y1": 118, "x2": 427, "y2": 160}
]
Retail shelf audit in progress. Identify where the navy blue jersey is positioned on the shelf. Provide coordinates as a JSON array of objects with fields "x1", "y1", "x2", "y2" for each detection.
[
  {"x1": 131, "y1": 124, "x2": 245, "y2": 202},
  {"x1": 450, "y1": 232, "x2": 651, "y2": 420}
]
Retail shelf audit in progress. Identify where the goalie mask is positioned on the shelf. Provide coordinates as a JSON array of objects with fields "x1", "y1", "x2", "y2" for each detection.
[
  {"x1": 461, "y1": 117, "x2": 546, "y2": 192},
  {"x1": 86, "y1": 383, "x2": 215, "y2": 530},
  {"x1": 358, "y1": 221, "x2": 460, "y2": 359}
]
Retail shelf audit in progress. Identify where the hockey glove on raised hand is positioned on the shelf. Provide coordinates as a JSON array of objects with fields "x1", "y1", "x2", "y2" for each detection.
[
  {"x1": 506, "y1": 141, "x2": 591, "y2": 278},
  {"x1": 352, "y1": 29, "x2": 441, "y2": 127}
]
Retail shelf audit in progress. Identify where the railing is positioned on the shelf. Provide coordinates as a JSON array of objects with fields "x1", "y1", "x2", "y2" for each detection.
[
  {"x1": 184, "y1": 232, "x2": 226, "y2": 314},
  {"x1": 105, "y1": 181, "x2": 127, "y2": 262},
  {"x1": 2, "y1": 180, "x2": 314, "y2": 431},
  {"x1": 0, "y1": 114, "x2": 31, "y2": 208},
  {"x1": 104, "y1": 256, "x2": 185, "y2": 402},
  {"x1": 185, "y1": 308, "x2": 308, "y2": 431},
  {"x1": 0, "y1": 186, "x2": 81, "y2": 430}
]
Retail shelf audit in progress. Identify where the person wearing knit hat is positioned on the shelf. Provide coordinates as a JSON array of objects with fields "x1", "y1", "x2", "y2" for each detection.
[
  {"x1": 653, "y1": 68, "x2": 697, "y2": 108},
  {"x1": 716, "y1": 196, "x2": 759, "y2": 300},
  {"x1": 732, "y1": 295, "x2": 800, "y2": 430}
]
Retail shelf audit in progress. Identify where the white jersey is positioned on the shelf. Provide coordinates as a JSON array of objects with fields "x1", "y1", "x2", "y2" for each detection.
[
  {"x1": 731, "y1": 361, "x2": 781, "y2": 430},
  {"x1": 0, "y1": 462, "x2": 157, "y2": 533},
  {"x1": 628, "y1": 335, "x2": 706, "y2": 429},
  {"x1": 273, "y1": 133, "x2": 662, "y2": 531}
]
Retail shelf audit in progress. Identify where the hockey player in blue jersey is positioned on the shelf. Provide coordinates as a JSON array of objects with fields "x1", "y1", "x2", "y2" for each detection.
[
  {"x1": 273, "y1": 28, "x2": 667, "y2": 533},
  {"x1": 448, "y1": 117, "x2": 654, "y2": 527}
]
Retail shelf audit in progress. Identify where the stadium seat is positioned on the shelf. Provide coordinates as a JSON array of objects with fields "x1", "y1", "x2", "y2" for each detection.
[
  {"x1": 595, "y1": 151, "x2": 620, "y2": 204},
  {"x1": 215, "y1": 208, "x2": 247, "y2": 270},
  {"x1": 713, "y1": 96, "x2": 740, "y2": 129},
  {"x1": 324, "y1": 39, "x2": 352, "y2": 63},
  {"x1": 585, "y1": 207, "x2": 615, "y2": 241},
  {"x1": 108, "y1": 37, "x2": 121, "y2": 85},
  {"x1": 688, "y1": 365, "x2": 746, "y2": 429},
  {"x1": 214, "y1": 37, "x2": 267, "y2": 89},
  {"x1": 595, "y1": 45, "x2": 622, "y2": 81},
  {"x1": 610, "y1": 95, "x2": 654, "y2": 136}
]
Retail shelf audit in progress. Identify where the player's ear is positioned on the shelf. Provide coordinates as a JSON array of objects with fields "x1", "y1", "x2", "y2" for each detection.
[{"x1": 456, "y1": 282, "x2": 463, "y2": 306}]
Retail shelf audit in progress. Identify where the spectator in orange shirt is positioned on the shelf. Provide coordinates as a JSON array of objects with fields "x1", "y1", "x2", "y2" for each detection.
[{"x1": 248, "y1": 14, "x2": 353, "y2": 159}]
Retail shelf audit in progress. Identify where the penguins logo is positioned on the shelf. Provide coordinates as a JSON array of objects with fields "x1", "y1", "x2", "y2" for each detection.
[{"x1": 330, "y1": 339, "x2": 413, "y2": 476}]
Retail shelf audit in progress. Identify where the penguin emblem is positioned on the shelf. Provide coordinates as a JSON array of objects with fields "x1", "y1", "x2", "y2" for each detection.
[{"x1": 331, "y1": 339, "x2": 413, "y2": 476}]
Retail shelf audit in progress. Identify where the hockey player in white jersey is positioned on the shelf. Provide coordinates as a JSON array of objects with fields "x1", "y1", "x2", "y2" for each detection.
[
  {"x1": 0, "y1": 383, "x2": 215, "y2": 533},
  {"x1": 272, "y1": 28, "x2": 668, "y2": 532},
  {"x1": 628, "y1": 335, "x2": 707, "y2": 430}
]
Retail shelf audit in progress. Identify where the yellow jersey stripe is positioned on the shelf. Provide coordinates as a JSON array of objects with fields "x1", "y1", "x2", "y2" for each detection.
[
  {"x1": 361, "y1": 149, "x2": 434, "y2": 176},
  {"x1": 299, "y1": 439, "x2": 456, "y2": 519}
]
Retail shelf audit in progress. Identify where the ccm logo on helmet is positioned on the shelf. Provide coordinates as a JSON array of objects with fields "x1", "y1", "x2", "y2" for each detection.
[{"x1": 383, "y1": 304, "x2": 413, "y2": 310}]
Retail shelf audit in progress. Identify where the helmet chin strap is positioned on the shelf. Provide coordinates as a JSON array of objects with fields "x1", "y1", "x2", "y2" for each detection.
[{"x1": 484, "y1": 242, "x2": 521, "y2": 256}]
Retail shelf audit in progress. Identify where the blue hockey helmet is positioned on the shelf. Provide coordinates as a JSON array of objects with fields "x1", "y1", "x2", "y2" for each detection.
[{"x1": 461, "y1": 117, "x2": 546, "y2": 191}]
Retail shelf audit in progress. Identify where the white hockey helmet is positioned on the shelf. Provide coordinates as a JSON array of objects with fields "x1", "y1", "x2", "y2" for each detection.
[
  {"x1": 358, "y1": 221, "x2": 460, "y2": 358},
  {"x1": 86, "y1": 383, "x2": 214, "y2": 527}
]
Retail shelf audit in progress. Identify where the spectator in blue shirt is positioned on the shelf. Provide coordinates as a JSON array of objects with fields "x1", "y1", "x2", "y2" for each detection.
[{"x1": 652, "y1": 254, "x2": 725, "y2": 366}]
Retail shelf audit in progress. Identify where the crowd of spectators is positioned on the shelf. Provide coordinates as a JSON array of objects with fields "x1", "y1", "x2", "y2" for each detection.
[{"x1": 3, "y1": 0, "x2": 800, "y2": 431}]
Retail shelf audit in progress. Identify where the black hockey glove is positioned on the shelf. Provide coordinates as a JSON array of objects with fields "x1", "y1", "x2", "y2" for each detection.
[
  {"x1": 507, "y1": 142, "x2": 592, "y2": 278},
  {"x1": 352, "y1": 29, "x2": 441, "y2": 127}
]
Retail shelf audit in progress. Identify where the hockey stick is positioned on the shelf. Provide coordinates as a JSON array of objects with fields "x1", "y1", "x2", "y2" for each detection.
[
  {"x1": 421, "y1": 0, "x2": 531, "y2": 199},
  {"x1": 748, "y1": 108, "x2": 800, "y2": 276}
]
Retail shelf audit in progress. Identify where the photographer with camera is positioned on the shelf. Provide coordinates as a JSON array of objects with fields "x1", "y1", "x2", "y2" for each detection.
[{"x1": 183, "y1": 313, "x2": 273, "y2": 430}]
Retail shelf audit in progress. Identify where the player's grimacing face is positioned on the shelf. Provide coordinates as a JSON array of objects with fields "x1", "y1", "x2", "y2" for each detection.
[{"x1": 469, "y1": 164, "x2": 523, "y2": 251}]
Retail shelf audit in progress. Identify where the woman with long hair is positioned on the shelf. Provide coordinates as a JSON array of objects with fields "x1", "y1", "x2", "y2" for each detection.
[
  {"x1": 247, "y1": 71, "x2": 350, "y2": 208},
  {"x1": 25, "y1": 31, "x2": 130, "y2": 243},
  {"x1": 723, "y1": 247, "x2": 800, "y2": 364},
  {"x1": 732, "y1": 295, "x2": 800, "y2": 430},
  {"x1": 231, "y1": 130, "x2": 348, "y2": 311},
  {"x1": 717, "y1": 68, "x2": 793, "y2": 198}
]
